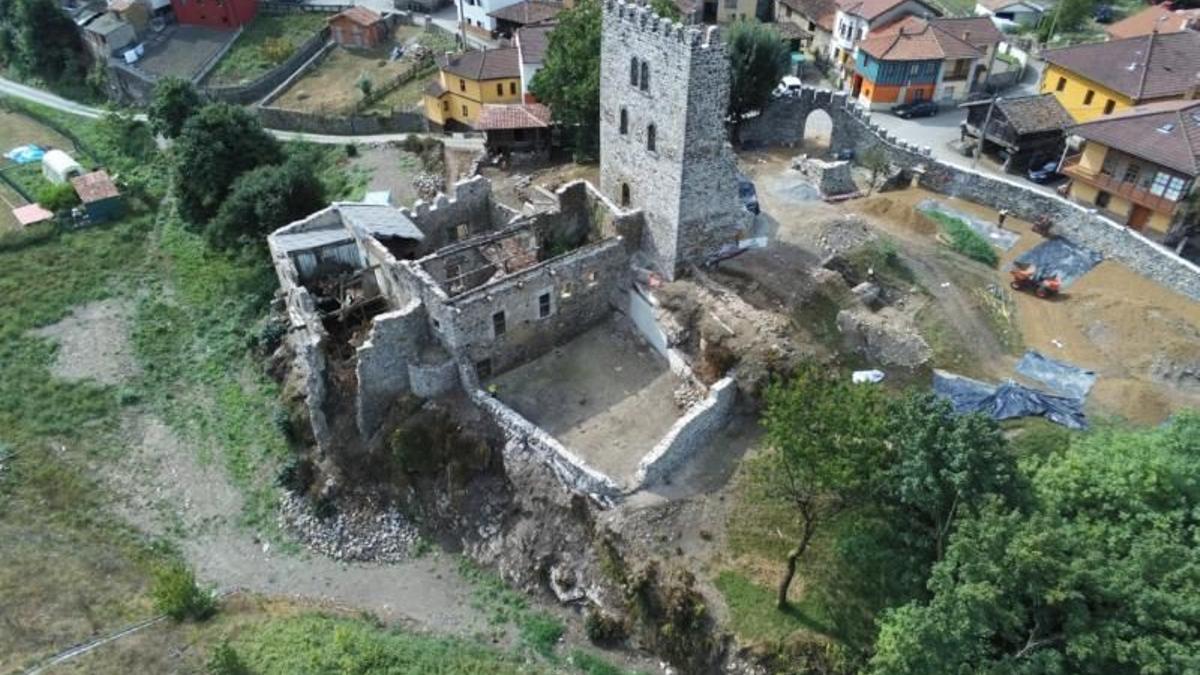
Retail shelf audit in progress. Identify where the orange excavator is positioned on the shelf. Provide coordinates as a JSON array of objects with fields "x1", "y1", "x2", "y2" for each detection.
[{"x1": 1010, "y1": 262, "x2": 1061, "y2": 298}]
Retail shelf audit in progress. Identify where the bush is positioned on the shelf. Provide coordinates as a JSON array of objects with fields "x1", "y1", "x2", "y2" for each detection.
[
  {"x1": 260, "y1": 37, "x2": 294, "y2": 65},
  {"x1": 584, "y1": 607, "x2": 628, "y2": 646},
  {"x1": 520, "y1": 612, "x2": 565, "y2": 656},
  {"x1": 276, "y1": 456, "x2": 315, "y2": 493},
  {"x1": 36, "y1": 181, "x2": 79, "y2": 212},
  {"x1": 151, "y1": 562, "x2": 216, "y2": 621},
  {"x1": 924, "y1": 209, "x2": 999, "y2": 267},
  {"x1": 207, "y1": 641, "x2": 249, "y2": 675}
]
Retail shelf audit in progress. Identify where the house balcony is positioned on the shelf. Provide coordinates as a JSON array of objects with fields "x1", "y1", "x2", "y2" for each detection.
[{"x1": 1061, "y1": 154, "x2": 1181, "y2": 216}]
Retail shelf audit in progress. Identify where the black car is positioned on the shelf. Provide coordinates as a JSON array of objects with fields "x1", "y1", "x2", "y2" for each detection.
[
  {"x1": 1027, "y1": 159, "x2": 1062, "y2": 184},
  {"x1": 1094, "y1": 4, "x2": 1114, "y2": 23},
  {"x1": 891, "y1": 100, "x2": 939, "y2": 119},
  {"x1": 737, "y1": 175, "x2": 760, "y2": 215}
]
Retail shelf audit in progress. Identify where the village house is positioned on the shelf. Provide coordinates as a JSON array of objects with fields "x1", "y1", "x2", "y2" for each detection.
[
  {"x1": 70, "y1": 170, "x2": 123, "y2": 224},
  {"x1": 81, "y1": 12, "x2": 137, "y2": 59},
  {"x1": 515, "y1": 22, "x2": 555, "y2": 96},
  {"x1": 849, "y1": 16, "x2": 982, "y2": 108},
  {"x1": 457, "y1": 0, "x2": 539, "y2": 37},
  {"x1": 1062, "y1": 98, "x2": 1200, "y2": 236},
  {"x1": 775, "y1": 0, "x2": 837, "y2": 52},
  {"x1": 972, "y1": 0, "x2": 1042, "y2": 28},
  {"x1": 488, "y1": 0, "x2": 564, "y2": 38},
  {"x1": 476, "y1": 102, "x2": 553, "y2": 156},
  {"x1": 1039, "y1": 31, "x2": 1200, "y2": 123},
  {"x1": 168, "y1": 0, "x2": 257, "y2": 28},
  {"x1": 423, "y1": 48, "x2": 523, "y2": 130},
  {"x1": 1105, "y1": 4, "x2": 1200, "y2": 40},
  {"x1": 829, "y1": 0, "x2": 941, "y2": 75},
  {"x1": 327, "y1": 7, "x2": 389, "y2": 49},
  {"x1": 961, "y1": 93, "x2": 1073, "y2": 171}
]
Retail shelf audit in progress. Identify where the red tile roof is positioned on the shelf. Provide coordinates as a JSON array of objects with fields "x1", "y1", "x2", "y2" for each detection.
[
  {"x1": 863, "y1": 16, "x2": 981, "y2": 60},
  {"x1": 1042, "y1": 31, "x2": 1200, "y2": 102},
  {"x1": 837, "y1": 0, "x2": 940, "y2": 21},
  {"x1": 488, "y1": 0, "x2": 564, "y2": 25},
  {"x1": 438, "y1": 48, "x2": 521, "y2": 81},
  {"x1": 13, "y1": 203, "x2": 53, "y2": 226},
  {"x1": 1071, "y1": 98, "x2": 1200, "y2": 176},
  {"x1": 476, "y1": 103, "x2": 552, "y2": 130},
  {"x1": 928, "y1": 16, "x2": 1005, "y2": 49},
  {"x1": 1105, "y1": 4, "x2": 1200, "y2": 40},
  {"x1": 779, "y1": 0, "x2": 838, "y2": 31},
  {"x1": 330, "y1": 6, "x2": 384, "y2": 26},
  {"x1": 70, "y1": 170, "x2": 120, "y2": 204}
]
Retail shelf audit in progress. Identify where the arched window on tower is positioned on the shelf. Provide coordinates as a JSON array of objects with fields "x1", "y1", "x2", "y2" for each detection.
[
  {"x1": 640, "y1": 62, "x2": 650, "y2": 92},
  {"x1": 646, "y1": 124, "x2": 656, "y2": 152},
  {"x1": 630, "y1": 57, "x2": 639, "y2": 87},
  {"x1": 619, "y1": 108, "x2": 628, "y2": 135}
]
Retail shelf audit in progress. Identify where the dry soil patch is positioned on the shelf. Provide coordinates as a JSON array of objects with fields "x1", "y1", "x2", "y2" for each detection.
[{"x1": 32, "y1": 299, "x2": 141, "y2": 386}]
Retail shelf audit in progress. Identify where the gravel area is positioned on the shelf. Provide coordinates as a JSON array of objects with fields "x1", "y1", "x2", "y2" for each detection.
[{"x1": 32, "y1": 298, "x2": 141, "y2": 386}]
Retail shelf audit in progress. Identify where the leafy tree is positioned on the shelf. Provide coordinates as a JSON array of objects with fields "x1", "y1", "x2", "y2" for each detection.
[
  {"x1": 649, "y1": 0, "x2": 681, "y2": 21},
  {"x1": 148, "y1": 77, "x2": 203, "y2": 139},
  {"x1": 878, "y1": 393, "x2": 1021, "y2": 563},
  {"x1": 530, "y1": 0, "x2": 601, "y2": 161},
  {"x1": 0, "y1": 0, "x2": 90, "y2": 88},
  {"x1": 1038, "y1": 0, "x2": 1095, "y2": 42},
  {"x1": 205, "y1": 160, "x2": 326, "y2": 249},
  {"x1": 151, "y1": 562, "x2": 216, "y2": 622},
  {"x1": 174, "y1": 103, "x2": 282, "y2": 226},
  {"x1": 726, "y1": 20, "x2": 789, "y2": 129},
  {"x1": 758, "y1": 368, "x2": 889, "y2": 608},
  {"x1": 870, "y1": 415, "x2": 1200, "y2": 674}
]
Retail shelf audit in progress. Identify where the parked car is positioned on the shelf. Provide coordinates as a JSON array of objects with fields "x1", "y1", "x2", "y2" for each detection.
[
  {"x1": 737, "y1": 175, "x2": 760, "y2": 214},
  {"x1": 891, "y1": 100, "x2": 939, "y2": 119},
  {"x1": 772, "y1": 75, "x2": 803, "y2": 98},
  {"x1": 1027, "y1": 159, "x2": 1062, "y2": 184},
  {"x1": 1094, "y1": 4, "x2": 1115, "y2": 23}
]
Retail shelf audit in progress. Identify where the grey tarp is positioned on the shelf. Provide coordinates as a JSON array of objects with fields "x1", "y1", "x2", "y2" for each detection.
[
  {"x1": 933, "y1": 370, "x2": 1088, "y2": 430},
  {"x1": 1015, "y1": 351, "x2": 1097, "y2": 400},
  {"x1": 919, "y1": 199, "x2": 1021, "y2": 251},
  {"x1": 1014, "y1": 237, "x2": 1102, "y2": 288}
]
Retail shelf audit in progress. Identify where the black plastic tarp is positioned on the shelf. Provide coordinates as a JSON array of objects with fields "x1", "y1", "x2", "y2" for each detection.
[
  {"x1": 933, "y1": 370, "x2": 1088, "y2": 430},
  {"x1": 1014, "y1": 238, "x2": 1102, "y2": 288},
  {"x1": 1015, "y1": 351, "x2": 1097, "y2": 400}
]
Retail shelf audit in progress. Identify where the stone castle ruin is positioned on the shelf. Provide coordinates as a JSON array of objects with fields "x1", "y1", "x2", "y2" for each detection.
[{"x1": 268, "y1": 0, "x2": 748, "y2": 502}]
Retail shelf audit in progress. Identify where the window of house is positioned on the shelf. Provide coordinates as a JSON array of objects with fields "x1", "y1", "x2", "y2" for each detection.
[
  {"x1": 492, "y1": 310, "x2": 506, "y2": 337},
  {"x1": 910, "y1": 63, "x2": 921, "y2": 76},
  {"x1": 1150, "y1": 172, "x2": 1187, "y2": 201},
  {"x1": 1083, "y1": 89, "x2": 1094, "y2": 105},
  {"x1": 1122, "y1": 164, "x2": 1140, "y2": 184},
  {"x1": 1100, "y1": 154, "x2": 1117, "y2": 176},
  {"x1": 462, "y1": 104, "x2": 469, "y2": 117},
  {"x1": 620, "y1": 182, "x2": 630, "y2": 206},
  {"x1": 459, "y1": 78, "x2": 466, "y2": 92},
  {"x1": 538, "y1": 292, "x2": 551, "y2": 318},
  {"x1": 496, "y1": 82, "x2": 503, "y2": 96},
  {"x1": 640, "y1": 62, "x2": 649, "y2": 92},
  {"x1": 586, "y1": 270, "x2": 598, "y2": 286},
  {"x1": 1055, "y1": 77, "x2": 1066, "y2": 92},
  {"x1": 808, "y1": 20, "x2": 815, "y2": 30},
  {"x1": 561, "y1": 282, "x2": 574, "y2": 299},
  {"x1": 510, "y1": 82, "x2": 517, "y2": 95},
  {"x1": 630, "y1": 57, "x2": 639, "y2": 86},
  {"x1": 646, "y1": 123, "x2": 656, "y2": 152},
  {"x1": 1095, "y1": 190, "x2": 1111, "y2": 208},
  {"x1": 442, "y1": 100, "x2": 449, "y2": 111},
  {"x1": 1103, "y1": 99, "x2": 1116, "y2": 115},
  {"x1": 619, "y1": 108, "x2": 628, "y2": 134}
]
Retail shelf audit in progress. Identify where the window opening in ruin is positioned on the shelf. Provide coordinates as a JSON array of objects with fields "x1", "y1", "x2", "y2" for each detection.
[
  {"x1": 620, "y1": 183, "x2": 630, "y2": 206},
  {"x1": 492, "y1": 310, "x2": 507, "y2": 336},
  {"x1": 586, "y1": 270, "x2": 598, "y2": 286},
  {"x1": 477, "y1": 358, "x2": 492, "y2": 378},
  {"x1": 456, "y1": 223, "x2": 469, "y2": 240},
  {"x1": 538, "y1": 292, "x2": 551, "y2": 318},
  {"x1": 561, "y1": 282, "x2": 574, "y2": 299},
  {"x1": 432, "y1": 318, "x2": 441, "y2": 331},
  {"x1": 447, "y1": 224, "x2": 459, "y2": 242}
]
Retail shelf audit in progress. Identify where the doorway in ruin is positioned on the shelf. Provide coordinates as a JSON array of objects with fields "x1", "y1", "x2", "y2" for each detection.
[{"x1": 802, "y1": 108, "x2": 833, "y2": 156}]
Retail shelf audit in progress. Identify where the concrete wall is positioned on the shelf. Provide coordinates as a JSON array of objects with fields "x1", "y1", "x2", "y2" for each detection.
[{"x1": 635, "y1": 375, "x2": 736, "y2": 488}]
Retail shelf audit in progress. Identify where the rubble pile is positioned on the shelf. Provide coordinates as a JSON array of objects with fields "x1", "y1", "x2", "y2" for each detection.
[{"x1": 279, "y1": 492, "x2": 420, "y2": 562}]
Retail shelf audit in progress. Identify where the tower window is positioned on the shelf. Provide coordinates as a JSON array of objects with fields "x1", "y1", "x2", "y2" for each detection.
[
  {"x1": 620, "y1": 182, "x2": 630, "y2": 206},
  {"x1": 646, "y1": 124, "x2": 656, "y2": 152},
  {"x1": 630, "y1": 57, "x2": 639, "y2": 86},
  {"x1": 619, "y1": 108, "x2": 628, "y2": 134},
  {"x1": 640, "y1": 62, "x2": 650, "y2": 92}
]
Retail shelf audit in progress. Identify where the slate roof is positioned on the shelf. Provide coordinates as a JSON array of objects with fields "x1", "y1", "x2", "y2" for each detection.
[
  {"x1": 862, "y1": 16, "x2": 981, "y2": 60},
  {"x1": 1070, "y1": 98, "x2": 1200, "y2": 176},
  {"x1": 1105, "y1": 4, "x2": 1200, "y2": 40},
  {"x1": 330, "y1": 6, "x2": 384, "y2": 26},
  {"x1": 517, "y1": 23, "x2": 555, "y2": 64},
  {"x1": 476, "y1": 103, "x2": 552, "y2": 130},
  {"x1": 778, "y1": 0, "x2": 838, "y2": 31},
  {"x1": 1041, "y1": 31, "x2": 1200, "y2": 101},
  {"x1": 837, "y1": 0, "x2": 940, "y2": 21},
  {"x1": 338, "y1": 203, "x2": 425, "y2": 241},
  {"x1": 438, "y1": 48, "x2": 521, "y2": 81},
  {"x1": 963, "y1": 93, "x2": 1073, "y2": 134},
  {"x1": 70, "y1": 170, "x2": 120, "y2": 203},
  {"x1": 86, "y1": 12, "x2": 130, "y2": 36},
  {"x1": 488, "y1": 0, "x2": 564, "y2": 25}
]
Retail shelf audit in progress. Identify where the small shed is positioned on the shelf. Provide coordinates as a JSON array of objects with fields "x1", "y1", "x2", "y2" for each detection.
[
  {"x1": 328, "y1": 7, "x2": 387, "y2": 49},
  {"x1": 42, "y1": 150, "x2": 84, "y2": 185},
  {"x1": 70, "y1": 170, "x2": 124, "y2": 223},
  {"x1": 477, "y1": 103, "x2": 553, "y2": 156},
  {"x1": 961, "y1": 94, "x2": 1073, "y2": 172}
]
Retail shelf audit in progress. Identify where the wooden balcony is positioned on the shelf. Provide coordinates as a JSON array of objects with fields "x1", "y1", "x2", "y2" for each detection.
[{"x1": 1062, "y1": 155, "x2": 1180, "y2": 215}]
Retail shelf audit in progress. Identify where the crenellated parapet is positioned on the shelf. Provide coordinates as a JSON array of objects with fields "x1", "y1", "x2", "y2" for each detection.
[{"x1": 602, "y1": 0, "x2": 722, "y2": 50}]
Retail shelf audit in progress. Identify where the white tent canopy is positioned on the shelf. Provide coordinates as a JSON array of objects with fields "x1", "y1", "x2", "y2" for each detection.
[{"x1": 42, "y1": 149, "x2": 83, "y2": 185}]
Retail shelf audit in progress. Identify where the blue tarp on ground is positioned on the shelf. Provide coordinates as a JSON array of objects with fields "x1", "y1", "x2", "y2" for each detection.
[
  {"x1": 1014, "y1": 237, "x2": 1102, "y2": 288},
  {"x1": 4, "y1": 144, "x2": 45, "y2": 164},
  {"x1": 934, "y1": 370, "x2": 1089, "y2": 430},
  {"x1": 1015, "y1": 351, "x2": 1097, "y2": 400}
]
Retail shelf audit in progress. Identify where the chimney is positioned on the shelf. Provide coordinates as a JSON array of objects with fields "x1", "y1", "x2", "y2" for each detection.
[{"x1": 963, "y1": 30, "x2": 971, "y2": 42}]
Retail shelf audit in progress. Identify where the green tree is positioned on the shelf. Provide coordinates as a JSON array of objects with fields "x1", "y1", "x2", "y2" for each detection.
[
  {"x1": 1038, "y1": 0, "x2": 1095, "y2": 42},
  {"x1": 879, "y1": 393, "x2": 1021, "y2": 563},
  {"x1": 726, "y1": 20, "x2": 789, "y2": 129},
  {"x1": 870, "y1": 415, "x2": 1200, "y2": 674},
  {"x1": 148, "y1": 77, "x2": 203, "y2": 139},
  {"x1": 649, "y1": 0, "x2": 681, "y2": 21},
  {"x1": 151, "y1": 562, "x2": 216, "y2": 622},
  {"x1": 529, "y1": 0, "x2": 601, "y2": 161},
  {"x1": 1, "y1": 0, "x2": 90, "y2": 87},
  {"x1": 36, "y1": 181, "x2": 79, "y2": 212},
  {"x1": 206, "y1": 160, "x2": 326, "y2": 249},
  {"x1": 758, "y1": 368, "x2": 889, "y2": 608},
  {"x1": 174, "y1": 103, "x2": 282, "y2": 226}
]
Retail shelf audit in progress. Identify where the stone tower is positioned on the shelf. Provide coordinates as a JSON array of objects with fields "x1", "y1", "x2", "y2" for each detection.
[{"x1": 599, "y1": 0, "x2": 750, "y2": 279}]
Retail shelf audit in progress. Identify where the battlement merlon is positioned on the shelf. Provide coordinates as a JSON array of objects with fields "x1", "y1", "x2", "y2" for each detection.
[{"x1": 602, "y1": 0, "x2": 722, "y2": 49}]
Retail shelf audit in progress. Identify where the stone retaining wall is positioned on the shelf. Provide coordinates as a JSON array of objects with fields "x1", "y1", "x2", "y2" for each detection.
[
  {"x1": 203, "y1": 28, "x2": 331, "y2": 105},
  {"x1": 634, "y1": 375, "x2": 736, "y2": 488},
  {"x1": 255, "y1": 105, "x2": 428, "y2": 135}
]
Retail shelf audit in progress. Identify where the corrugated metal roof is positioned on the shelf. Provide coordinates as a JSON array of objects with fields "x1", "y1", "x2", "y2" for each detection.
[
  {"x1": 273, "y1": 228, "x2": 354, "y2": 253},
  {"x1": 338, "y1": 203, "x2": 425, "y2": 241}
]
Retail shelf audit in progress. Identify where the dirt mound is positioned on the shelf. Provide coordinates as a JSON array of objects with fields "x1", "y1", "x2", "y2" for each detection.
[{"x1": 853, "y1": 195, "x2": 937, "y2": 236}]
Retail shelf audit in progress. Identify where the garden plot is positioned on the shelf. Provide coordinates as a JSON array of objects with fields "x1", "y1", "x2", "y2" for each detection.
[
  {"x1": 273, "y1": 45, "x2": 429, "y2": 115},
  {"x1": 206, "y1": 13, "x2": 326, "y2": 86}
]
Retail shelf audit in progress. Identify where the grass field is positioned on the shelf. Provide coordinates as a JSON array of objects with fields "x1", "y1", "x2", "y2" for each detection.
[
  {"x1": 207, "y1": 13, "x2": 327, "y2": 86},
  {"x1": 274, "y1": 46, "x2": 427, "y2": 114}
]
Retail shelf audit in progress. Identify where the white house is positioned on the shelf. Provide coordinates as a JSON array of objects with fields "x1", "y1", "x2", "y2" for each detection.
[
  {"x1": 829, "y1": 0, "x2": 942, "y2": 71},
  {"x1": 974, "y1": 0, "x2": 1043, "y2": 28},
  {"x1": 515, "y1": 22, "x2": 554, "y2": 95},
  {"x1": 457, "y1": 0, "x2": 524, "y2": 37}
]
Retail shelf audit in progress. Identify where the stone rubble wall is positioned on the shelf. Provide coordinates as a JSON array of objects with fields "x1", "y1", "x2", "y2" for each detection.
[
  {"x1": 354, "y1": 300, "x2": 428, "y2": 438},
  {"x1": 401, "y1": 176, "x2": 512, "y2": 253},
  {"x1": 407, "y1": 355, "x2": 458, "y2": 398},
  {"x1": 794, "y1": 156, "x2": 858, "y2": 198},
  {"x1": 741, "y1": 86, "x2": 1200, "y2": 301},
  {"x1": 634, "y1": 375, "x2": 736, "y2": 488}
]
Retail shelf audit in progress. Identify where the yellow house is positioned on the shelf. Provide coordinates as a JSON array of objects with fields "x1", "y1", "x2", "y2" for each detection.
[
  {"x1": 424, "y1": 48, "x2": 523, "y2": 130},
  {"x1": 1039, "y1": 31, "x2": 1200, "y2": 122},
  {"x1": 1062, "y1": 99, "x2": 1200, "y2": 236}
]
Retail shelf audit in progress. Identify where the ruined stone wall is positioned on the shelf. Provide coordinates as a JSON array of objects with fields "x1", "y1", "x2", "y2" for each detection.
[
  {"x1": 635, "y1": 375, "x2": 736, "y2": 488},
  {"x1": 401, "y1": 176, "x2": 518, "y2": 253},
  {"x1": 438, "y1": 237, "x2": 631, "y2": 375},
  {"x1": 354, "y1": 301, "x2": 429, "y2": 438},
  {"x1": 599, "y1": 0, "x2": 748, "y2": 278}
]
